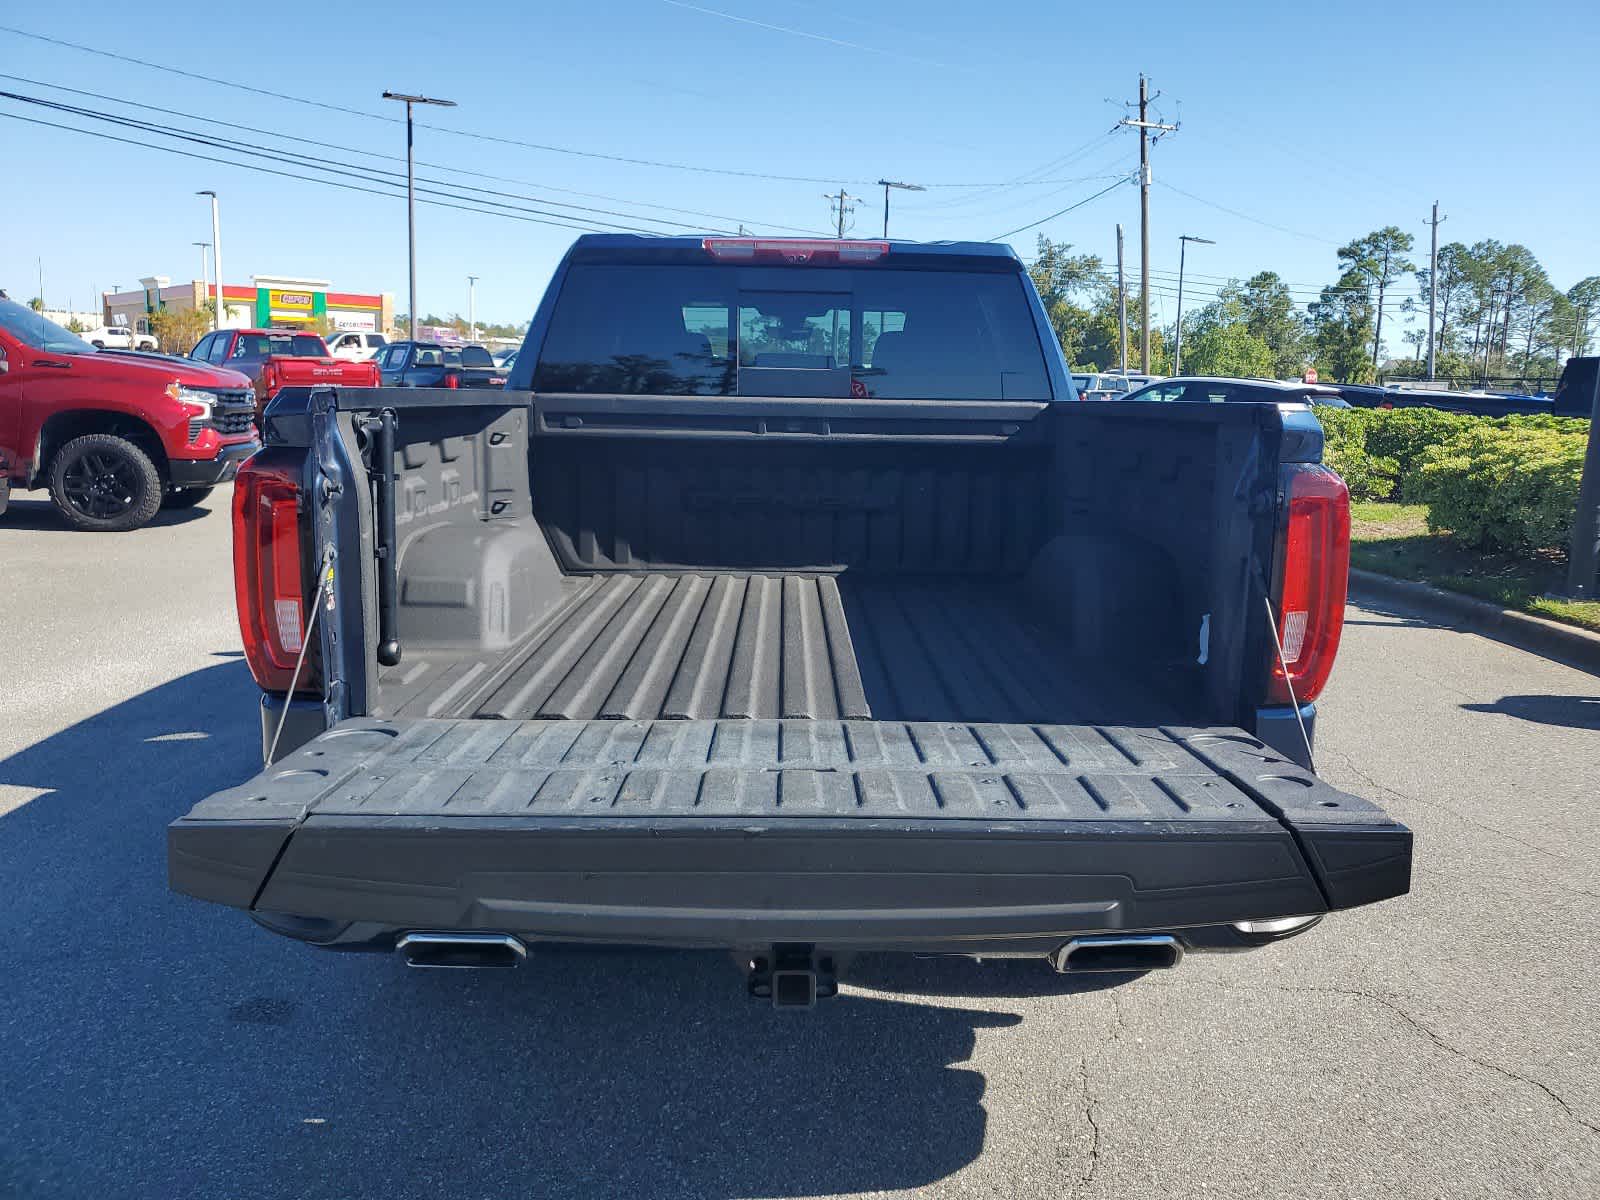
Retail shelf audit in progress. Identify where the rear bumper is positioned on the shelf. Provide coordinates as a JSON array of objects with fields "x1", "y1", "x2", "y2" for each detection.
[{"x1": 168, "y1": 438, "x2": 259, "y2": 488}]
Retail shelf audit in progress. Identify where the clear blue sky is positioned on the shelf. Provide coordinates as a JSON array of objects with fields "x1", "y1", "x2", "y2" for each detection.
[{"x1": 3, "y1": 0, "x2": 1598, "y2": 340}]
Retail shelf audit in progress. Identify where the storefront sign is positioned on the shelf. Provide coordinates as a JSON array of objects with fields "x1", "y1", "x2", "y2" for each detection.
[{"x1": 268, "y1": 289, "x2": 316, "y2": 322}]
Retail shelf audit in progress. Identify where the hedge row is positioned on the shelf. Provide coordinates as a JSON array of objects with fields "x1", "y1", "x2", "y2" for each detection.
[{"x1": 1319, "y1": 408, "x2": 1590, "y2": 554}]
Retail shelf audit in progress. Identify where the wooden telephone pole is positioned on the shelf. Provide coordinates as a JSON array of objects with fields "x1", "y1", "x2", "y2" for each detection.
[{"x1": 1120, "y1": 76, "x2": 1178, "y2": 373}]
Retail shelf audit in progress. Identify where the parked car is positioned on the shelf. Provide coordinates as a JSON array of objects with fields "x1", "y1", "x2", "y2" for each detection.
[
  {"x1": 1070, "y1": 371, "x2": 1136, "y2": 400},
  {"x1": 494, "y1": 348, "x2": 518, "y2": 375},
  {"x1": 170, "y1": 234, "x2": 1410, "y2": 1003},
  {"x1": 188, "y1": 328, "x2": 380, "y2": 412},
  {"x1": 323, "y1": 330, "x2": 388, "y2": 362},
  {"x1": 375, "y1": 340, "x2": 506, "y2": 389},
  {"x1": 1322, "y1": 383, "x2": 1392, "y2": 408},
  {"x1": 1127, "y1": 376, "x2": 1352, "y2": 408},
  {"x1": 0, "y1": 295, "x2": 258, "y2": 531},
  {"x1": 78, "y1": 324, "x2": 158, "y2": 352}
]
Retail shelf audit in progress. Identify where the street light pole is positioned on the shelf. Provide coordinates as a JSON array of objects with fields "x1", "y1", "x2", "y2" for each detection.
[
  {"x1": 1173, "y1": 234, "x2": 1214, "y2": 376},
  {"x1": 193, "y1": 241, "x2": 211, "y2": 311},
  {"x1": 383, "y1": 92, "x2": 457, "y2": 341},
  {"x1": 875, "y1": 179, "x2": 925, "y2": 238},
  {"x1": 196, "y1": 191, "x2": 222, "y2": 329},
  {"x1": 467, "y1": 275, "x2": 478, "y2": 342}
]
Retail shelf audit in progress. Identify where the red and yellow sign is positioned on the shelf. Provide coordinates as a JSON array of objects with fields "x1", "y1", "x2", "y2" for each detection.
[{"x1": 268, "y1": 289, "x2": 315, "y2": 322}]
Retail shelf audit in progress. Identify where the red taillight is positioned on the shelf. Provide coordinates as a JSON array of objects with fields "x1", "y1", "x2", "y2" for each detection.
[
  {"x1": 1267, "y1": 464, "x2": 1350, "y2": 706},
  {"x1": 261, "y1": 361, "x2": 280, "y2": 396},
  {"x1": 701, "y1": 237, "x2": 889, "y2": 263},
  {"x1": 443, "y1": 371, "x2": 459, "y2": 389},
  {"x1": 233, "y1": 456, "x2": 318, "y2": 694}
]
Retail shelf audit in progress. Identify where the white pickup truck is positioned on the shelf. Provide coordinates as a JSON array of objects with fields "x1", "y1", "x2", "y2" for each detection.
[{"x1": 80, "y1": 324, "x2": 158, "y2": 351}]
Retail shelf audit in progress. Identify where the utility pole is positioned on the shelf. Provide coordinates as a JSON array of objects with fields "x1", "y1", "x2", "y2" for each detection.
[
  {"x1": 824, "y1": 189, "x2": 858, "y2": 238},
  {"x1": 383, "y1": 91, "x2": 458, "y2": 339},
  {"x1": 876, "y1": 179, "x2": 925, "y2": 238},
  {"x1": 197, "y1": 191, "x2": 222, "y2": 329},
  {"x1": 1173, "y1": 234, "x2": 1214, "y2": 376},
  {"x1": 467, "y1": 275, "x2": 478, "y2": 342},
  {"x1": 1120, "y1": 75, "x2": 1178, "y2": 372},
  {"x1": 1116, "y1": 223, "x2": 1128, "y2": 373},
  {"x1": 1371, "y1": 243, "x2": 1392, "y2": 370},
  {"x1": 1425, "y1": 202, "x2": 1445, "y2": 380}
]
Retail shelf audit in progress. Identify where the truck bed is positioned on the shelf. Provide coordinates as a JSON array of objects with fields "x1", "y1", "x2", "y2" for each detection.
[{"x1": 378, "y1": 573, "x2": 1187, "y2": 726}]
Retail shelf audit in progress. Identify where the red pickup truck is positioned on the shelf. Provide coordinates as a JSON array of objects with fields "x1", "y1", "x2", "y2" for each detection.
[
  {"x1": 0, "y1": 293, "x2": 260, "y2": 531},
  {"x1": 187, "y1": 328, "x2": 380, "y2": 412}
]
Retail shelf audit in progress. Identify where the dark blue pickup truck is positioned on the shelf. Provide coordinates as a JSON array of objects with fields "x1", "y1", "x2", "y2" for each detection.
[
  {"x1": 375, "y1": 340, "x2": 506, "y2": 390},
  {"x1": 169, "y1": 236, "x2": 1411, "y2": 1004},
  {"x1": 1346, "y1": 358, "x2": 1597, "y2": 418}
]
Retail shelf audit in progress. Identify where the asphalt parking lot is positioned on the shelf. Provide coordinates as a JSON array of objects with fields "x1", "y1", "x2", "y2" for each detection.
[{"x1": 2, "y1": 488, "x2": 1597, "y2": 1200}]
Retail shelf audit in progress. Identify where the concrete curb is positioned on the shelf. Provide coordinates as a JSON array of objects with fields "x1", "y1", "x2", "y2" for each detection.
[{"x1": 1349, "y1": 568, "x2": 1600, "y2": 677}]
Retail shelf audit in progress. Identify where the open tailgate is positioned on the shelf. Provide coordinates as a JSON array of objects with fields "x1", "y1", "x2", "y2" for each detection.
[{"x1": 169, "y1": 717, "x2": 1410, "y2": 951}]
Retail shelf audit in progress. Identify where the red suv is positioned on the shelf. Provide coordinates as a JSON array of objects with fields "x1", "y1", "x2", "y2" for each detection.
[{"x1": 0, "y1": 294, "x2": 260, "y2": 531}]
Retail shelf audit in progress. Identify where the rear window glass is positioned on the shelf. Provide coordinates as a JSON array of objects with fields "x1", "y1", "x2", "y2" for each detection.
[
  {"x1": 458, "y1": 345, "x2": 494, "y2": 368},
  {"x1": 229, "y1": 334, "x2": 327, "y2": 361},
  {"x1": 533, "y1": 263, "x2": 1051, "y2": 400}
]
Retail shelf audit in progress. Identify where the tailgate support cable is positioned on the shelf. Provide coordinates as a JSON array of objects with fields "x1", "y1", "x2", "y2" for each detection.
[
  {"x1": 1261, "y1": 592, "x2": 1315, "y2": 772},
  {"x1": 265, "y1": 545, "x2": 334, "y2": 765}
]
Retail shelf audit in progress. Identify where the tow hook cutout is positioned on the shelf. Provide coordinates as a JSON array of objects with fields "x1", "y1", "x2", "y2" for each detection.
[{"x1": 747, "y1": 944, "x2": 838, "y2": 1008}]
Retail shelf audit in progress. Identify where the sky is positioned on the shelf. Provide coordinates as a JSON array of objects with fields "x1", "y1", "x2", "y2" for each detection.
[{"x1": 3, "y1": 0, "x2": 1599, "y2": 342}]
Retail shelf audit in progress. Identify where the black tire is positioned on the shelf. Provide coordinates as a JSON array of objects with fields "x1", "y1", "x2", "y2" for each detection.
[
  {"x1": 48, "y1": 433, "x2": 164, "y2": 532},
  {"x1": 91, "y1": 340, "x2": 105, "y2": 348},
  {"x1": 162, "y1": 486, "x2": 215, "y2": 510}
]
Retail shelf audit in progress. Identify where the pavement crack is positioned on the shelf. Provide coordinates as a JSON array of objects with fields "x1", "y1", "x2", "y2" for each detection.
[
  {"x1": 1160, "y1": 978, "x2": 1600, "y2": 1139},
  {"x1": 1076, "y1": 1054, "x2": 1103, "y2": 1194},
  {"x1": 1320, "y1": 745, "x2": 1589, "y2": 869}
]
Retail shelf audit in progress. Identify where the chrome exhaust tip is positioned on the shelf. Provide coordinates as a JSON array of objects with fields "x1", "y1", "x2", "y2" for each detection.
[
  {"x1": 397, "y1": 932, "x2": 527, "y2": 970},
  {"x1": 1052, "y1": 934, "x2": 1182, "y2": 974}
]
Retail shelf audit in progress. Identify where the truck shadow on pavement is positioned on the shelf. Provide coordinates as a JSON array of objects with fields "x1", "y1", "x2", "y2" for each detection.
[
  {"x1": 0, "y1": 660, "x2": 1058, "y2": 1200},
  {"x1": 1461, "y1": 693, "x2": 1600, "y2": 731},
  {"x1": 0, "y1": 495, "x2": 214, "y2": 531}
]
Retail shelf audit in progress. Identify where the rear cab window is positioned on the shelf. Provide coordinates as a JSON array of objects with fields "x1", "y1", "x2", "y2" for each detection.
[
  {"x1": 533, "y1": 258, "x2": 1052, "y2": 400},
  {"x1": 227, "y1": 333, "x2": 328, "y2": 361}
]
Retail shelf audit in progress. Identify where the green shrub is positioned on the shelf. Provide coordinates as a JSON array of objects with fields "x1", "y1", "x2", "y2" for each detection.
[
  {"x1": 1362, "y1": 409, "x2": 1470, "y2": 500},
  {"x1": 1320, "y1": 415, "x2": 1400, "y2": 500},
  {"x1": 1490, "y1": 412, "x2": 1591, "y2": 436},
  {"x1": 1417, "y1": 424, "x2": 1587, "y2": 554}
]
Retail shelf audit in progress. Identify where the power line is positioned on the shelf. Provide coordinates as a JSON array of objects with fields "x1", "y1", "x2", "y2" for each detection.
[
  {"x1": 915, "y1": 131, "x2": 1119, "y2": 211},
  {"x1": 0, "y1": 72, "x2": 823, "y2": 235},
  {"x1": 0, "y1": 111, "x2": 668, "y2": 237},
  {"x1": 0, "y1": 90, "x2": 738, "y2": 233},
  {"x1": 991, "y1": 176, "x2": 1132, "y2": 242},
  {"x1": 1156, "y1": 180, "x2": 1338, "y2": 245},
  {"x1": 0, "y1": 23, "x2": 1117, "y2": 193},
  {"x1": 657, "y1": 0, "x2": 963, "y2": 72},
  {"x1": 0, "y1": 22, "x2": 874, "y2": 185}
]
